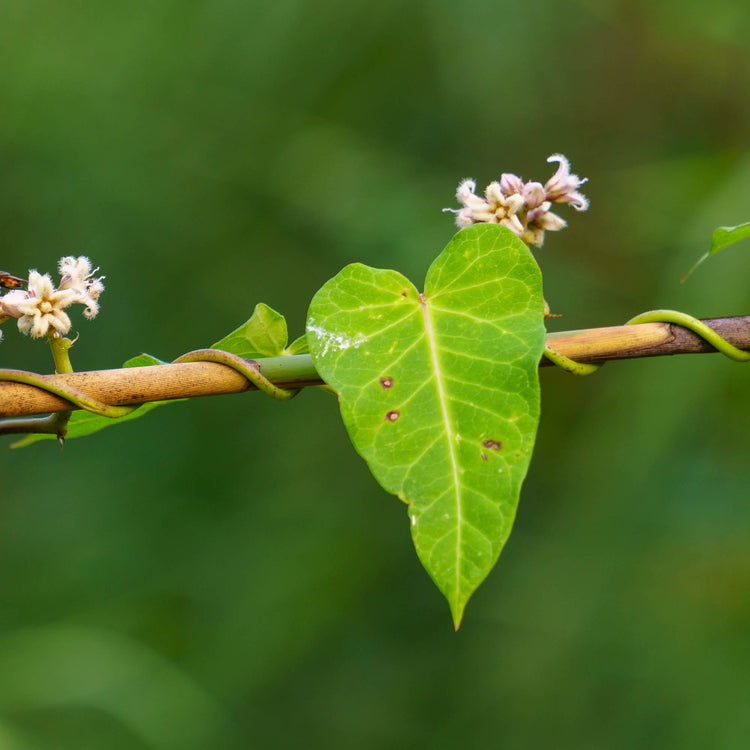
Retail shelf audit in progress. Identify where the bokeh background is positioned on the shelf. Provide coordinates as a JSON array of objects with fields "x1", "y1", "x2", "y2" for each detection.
[{"x1": 1, "y1": 2, "x2": 750, "y2": 748}]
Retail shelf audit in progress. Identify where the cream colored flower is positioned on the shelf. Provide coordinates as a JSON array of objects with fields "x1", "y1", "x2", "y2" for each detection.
[
  {"x1": 483, "y1": 181, "x2": 526, "y2": 236},
  {"x1": 447, "y1": 178, "x2": 525, "y2": 239},
  {"x1": 14, "y1": 271, "x2": 78, "y2": 338},
  {"x1": 58, "y1": 255, "x2": 105, "y2": 319}
]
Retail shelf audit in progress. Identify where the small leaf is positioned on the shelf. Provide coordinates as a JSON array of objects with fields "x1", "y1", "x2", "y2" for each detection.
[
  {"x1": 682, "y1": 221, "x2": 750, "y2": 281},
  {"x1": 11, "y1": 354, "x2": 175, "y2": 448},
  {"x1": 212, "y1": 303, "x2": 288, "y2": 357},
  {"x1": 307, "y1": 225, "x2": 545, "y2": 627},
  {"x1": 124, "y1": 353, "x2": 169, "y2": 367},
  {"x1": 286, "y1": 333, "x2": 310, "y2": 355}
]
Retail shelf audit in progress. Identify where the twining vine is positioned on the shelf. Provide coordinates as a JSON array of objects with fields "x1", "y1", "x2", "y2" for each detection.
[{"x1": 1, "y1": 155, "x2": 749, "y2": 627}]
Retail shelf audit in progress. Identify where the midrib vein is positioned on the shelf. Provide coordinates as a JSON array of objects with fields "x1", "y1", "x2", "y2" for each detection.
[{"x1": 421, "y1": 295, "x2": 461, "y2": 605}]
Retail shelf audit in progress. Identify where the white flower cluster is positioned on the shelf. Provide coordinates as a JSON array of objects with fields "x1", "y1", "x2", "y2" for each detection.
[
  {"x1": 445, "y1": 154, "x2": 589, "y2": 247},
  {"x1": 0, "y1": 256, "x2": 104, "y2": 342}
]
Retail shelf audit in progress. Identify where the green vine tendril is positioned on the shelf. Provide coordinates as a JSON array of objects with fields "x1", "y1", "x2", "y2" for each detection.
[
  {"x1": 171, "y1": 349, "x2": 300, "y2": 400},
  {"x1": 0, "y1": 349, "x2": 297, "y2": 416},
  {"x1": 624, "y1": 310, "x2": 750, "y2": 362},
  {"x1": 541, "y1": 344, "x2": 602, "y2": 375},
  {"x1": 0, "y1": 369, "x2": 138, "y2": 417},
  {"x1": 544, "y1": 308, "x2": 750, "y2": 375},
  {"x1": 0, "y1": 349, "x2": 298, "y2": 441},
  {"x1": 0, "y1": 311, "x2": 744, "y2": 440}
]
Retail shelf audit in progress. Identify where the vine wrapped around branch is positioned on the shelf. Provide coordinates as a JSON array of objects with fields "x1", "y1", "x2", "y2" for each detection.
[{"x1": 1, "y1": 312, "x2": 749, "y2": 422}]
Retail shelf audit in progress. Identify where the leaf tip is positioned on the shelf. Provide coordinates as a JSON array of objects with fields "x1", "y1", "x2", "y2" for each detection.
[{"x1": 449, "y1": 598, "x2": 466, "y2": 631}]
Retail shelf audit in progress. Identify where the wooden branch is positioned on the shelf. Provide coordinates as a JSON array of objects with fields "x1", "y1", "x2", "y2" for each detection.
[
  {"x1": 2, "y1": 315, "x2": 749, "y2": 419},
  {"x1": 0, "y1": 356, "x2": 320, "y2": 419},
  {"x1": 541, "y1": 315, "x2": 750, "y2": 365}
]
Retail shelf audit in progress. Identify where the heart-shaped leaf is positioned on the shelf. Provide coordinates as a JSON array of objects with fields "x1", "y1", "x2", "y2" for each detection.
[{"x1": 307, "y1": 225, "x2": 545, "y2": 627}]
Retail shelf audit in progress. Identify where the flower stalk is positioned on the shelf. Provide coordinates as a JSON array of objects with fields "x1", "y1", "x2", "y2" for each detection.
[{"x1": 48, "y1": 335, "x2": 75, "y2": 374}]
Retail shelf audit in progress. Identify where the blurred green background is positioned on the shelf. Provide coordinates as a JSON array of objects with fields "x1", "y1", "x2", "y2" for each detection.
[{"x1": 1, "y1": 1, "x2": 749, "y2": 748}]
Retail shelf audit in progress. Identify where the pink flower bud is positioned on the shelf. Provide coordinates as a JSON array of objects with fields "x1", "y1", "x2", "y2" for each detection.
[
  {"x1": 499, "y1": 173, "x2": 524, "y2": 196},
  {"x1": 0, "y1": 289, "x2": 29, "y2": 318},
  {"x1": 522, "y1": 181, "x2": 546, "y2": 209}
]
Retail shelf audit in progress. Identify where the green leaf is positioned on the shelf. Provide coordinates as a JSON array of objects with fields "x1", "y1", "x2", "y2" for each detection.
[
  {"x1": 212, "y1": 303, "x2": 288, "y2": 357},
  {"x1": 11, "y1": 354, "x2": 174, "y2": 448},
  {"x1": 286, "y1": 333, "x2": 310, "y2": 355},
  {"x1": 124, "y1": 353, "x2": 169, "y2": 368},
  {"x1": 682, "y1": 221, "x2": 750, "y2": 281},
  {"x1": 306, "y1": 225, "x2": 545, "y2": 627}
]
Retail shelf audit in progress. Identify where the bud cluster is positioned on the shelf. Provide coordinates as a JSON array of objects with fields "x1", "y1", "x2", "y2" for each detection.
[
  {"x1": 445, "y1": 154, "x2": 589, "y2": 247},
  {"x1": 0, "y1": 256, "x2": 105, "y2": 343}
]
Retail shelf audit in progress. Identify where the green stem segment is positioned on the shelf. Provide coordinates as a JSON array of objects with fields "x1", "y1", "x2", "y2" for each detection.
[
  {"x1": 0, "y1": 412, "x2": 73, "y2": 446},
  {"x1": 48, "y1": 335, "x2": 75, "y2": 374},
  {"x1": 43, "y1": 335, "x2": 77, "y2": 441}
]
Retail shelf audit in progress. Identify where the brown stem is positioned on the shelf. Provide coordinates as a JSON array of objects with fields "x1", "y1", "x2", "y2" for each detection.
[{"x1": 541, "y1": 315, "x2": 750, "y2": 366}]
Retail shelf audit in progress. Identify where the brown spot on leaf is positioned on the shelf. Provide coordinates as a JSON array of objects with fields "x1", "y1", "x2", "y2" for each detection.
[
  {"x1": 379, "y1": 376, "x2": 394, "y2": 389},
  {"x1": 385, "y1": 410, "x2": 400, "y2": 422},
  {"x1": 483, "y1": 439, "x2": 503, "y2": 450},
  {"x1": 481, "y1": 452, "x2": 488, "y2": 463}
]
